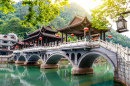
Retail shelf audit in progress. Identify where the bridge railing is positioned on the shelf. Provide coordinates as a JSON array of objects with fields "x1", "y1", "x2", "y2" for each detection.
[
  {"x1": 0, "y1": 54, "x2": 14, "y2": 58},
  {"x1": 13, "y1": 39, "x2": 130, "y2": 61},
  {"x1": 14, "y1": 39, "x2": 100, "y2": 52},
  {"x1": 100, "y1": 40, "x2": 130, "y2": 61}
]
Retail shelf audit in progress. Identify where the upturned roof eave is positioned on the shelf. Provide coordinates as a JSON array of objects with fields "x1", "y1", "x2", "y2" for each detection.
[
  {"x1": 26, "y1": 26, "x2": 58, "y2": 36},
  {"x1": 58, "y1": 16, "x2": 92, "y2": 32},
  {"x1": 23, "y1": 32, "x2": 63, "y2": 42}
]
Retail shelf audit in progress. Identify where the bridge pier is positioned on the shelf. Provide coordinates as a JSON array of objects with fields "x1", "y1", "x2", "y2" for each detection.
[
  {"x1": 24, "y1": 62, "x2": 39, "y2": 65},
  {"x1": 15, "y1": 61, "x2": 25, "y2": 64},
  {"x1": 40, "y1": 64, "x2": 58, "y2": 69},
  {"x1": 71, "y1": 67, "x2": 93, "y2": 75}
]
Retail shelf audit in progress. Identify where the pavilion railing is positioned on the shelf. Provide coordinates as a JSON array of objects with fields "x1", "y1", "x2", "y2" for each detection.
[{"x1": 14, "y1": 39, "x2": 100, "y2": 52}]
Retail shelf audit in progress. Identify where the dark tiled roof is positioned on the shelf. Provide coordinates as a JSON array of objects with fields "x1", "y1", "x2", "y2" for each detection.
[
  {"x1": 58, "y1": 16, "x2": 92, "y2": 31},
  {"x1": 23, "y1": 32, "x2": 62, "y2": 42},
  {"x1": 26, "y1": 25, "x2": 58, "y2": 36},
  {"x1": 58, "y1": 15, "x2": 111, "y2": 33},
  {"x1": 44, "y1": 25, "x2": 58, "y2": 33}
]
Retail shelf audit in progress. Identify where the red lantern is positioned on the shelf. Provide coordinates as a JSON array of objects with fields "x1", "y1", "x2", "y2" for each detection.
[
  {"x1": 56, "y1": 35, "x2": 59, "y2": 38},
  {"x1": 15, "y1": 46, "x2": 18, "y2": 48},
  {"x1": 71, "y1": 34, "x2": 74, "y2": 37},
  {"x1": 35, "y1": 41, "x2": 37, "y2": 43},
  {"x1": 108, "y1": 35, "x2": 112, "y2": 39},
  {"x1": 39, "y1": 37, "x2": 42, "y2": 40},
  {"x1": 21, "y1": 43, "x2": 23, "y2": 45},
  {"x1": 84, "y1": 27, "x2": 89, "y2": 32},
  {"x1": 30, "y1": 42, "x2": 32, "y2": 44},
  {"x1": 26, "y1": 43, "x2": 28, "y2": 45}
]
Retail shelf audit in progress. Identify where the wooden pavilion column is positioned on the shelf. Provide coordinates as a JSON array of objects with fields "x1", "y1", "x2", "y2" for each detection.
[
  {"x1": 37, "y1": 39, "x2": 38, "y2": 46},
  {"x1": 78, "y1": 36, "x2": 79, "y2": 40},
  {"x1": 21, "y1": 45, "x2": 22, "y2": 49},
  {"x1": 100, "y1": 31, "x2": 102, "y2": 40},
  {"x1": 24, "y1": 42, "x2": 25, "y2": 48},
  {"x1": 88, "y1": 29, "x2": 91, "y2": 40},
  {"x1": 54, "y1": 40, "x2": 55, "y2": 46},
  {"x1": 46, "y1": 38, "x2": 47, "y2": 46},
  {"x1": 57, "y1": 39, "x2": 58, "y2": 46},
  {"x1": 103, "y1": 32, "x2": 105, "y2": 41},
  {"x1": 40, "y1": 39, "x2": 42, "y2": 46},
  {"x1": 84, "y1": 30, "x2": 86, "y2": 40},
  {"x1": 66, "y1": 33, "x2": 67, "y2": 42},
  {"x1": 42, "y1": 39, "x2": 44, "y2": 46},
  {"x1": 38, "y1": 39, "x2": 39, "y2": 47},
  {"x1": 47, "y1": 39, "x2": 49, "y2": 46},
  {"x1": 81, "y1": 37, "x2": 82, "y2": 40},
  {"x1": 33, "y1": 39, "x2": 34, "y2": 47}
]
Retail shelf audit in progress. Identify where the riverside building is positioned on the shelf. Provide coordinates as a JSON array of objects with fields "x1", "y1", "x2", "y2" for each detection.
[{"x1": 0, "y1": 33, "x2": 17, "y2": 55}]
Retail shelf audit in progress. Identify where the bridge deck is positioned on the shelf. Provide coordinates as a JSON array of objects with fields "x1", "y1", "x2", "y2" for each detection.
[{"x1": 14, "y1": 39, "x2": 130, "y2": 62}]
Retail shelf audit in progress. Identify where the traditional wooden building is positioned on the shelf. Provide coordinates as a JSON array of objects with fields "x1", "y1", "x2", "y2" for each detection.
[
  {"x1": 14, "y1": 26, "x2": 62, "y2": 49},
  {"x1": 58, "y1": 15, "x2": 111, "y2": 42}
]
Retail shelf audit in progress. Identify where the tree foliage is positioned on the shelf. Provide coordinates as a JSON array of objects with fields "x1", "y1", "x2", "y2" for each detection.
[
  {"x1": 0, "y1": 0, "x2": 69, "y2": 27},
  {"x1": 90, "y1": 0, "x2": 130, "y2": 30},
  {"x1": 0, "y1": 0, "x2": 15, "y2": 13}
]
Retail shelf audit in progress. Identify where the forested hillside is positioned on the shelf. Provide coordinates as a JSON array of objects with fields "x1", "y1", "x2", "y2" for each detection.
[{"x1": 0, "y1": 2, "x2": 130, "y2": 47}]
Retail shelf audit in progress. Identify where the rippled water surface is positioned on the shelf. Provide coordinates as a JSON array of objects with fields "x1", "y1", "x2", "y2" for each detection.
[{"x1": 0, "y1": 62, "x2": 122, "y2": 86}]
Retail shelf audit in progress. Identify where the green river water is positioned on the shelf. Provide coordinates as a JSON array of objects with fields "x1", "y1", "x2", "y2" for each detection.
[{"x1": 0, "y1": 62, "x2": 122, "y2": 86}]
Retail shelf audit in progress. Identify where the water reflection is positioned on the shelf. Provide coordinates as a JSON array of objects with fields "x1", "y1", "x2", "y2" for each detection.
[{"x1": 0, "y1": 62, "x2": 118, "y2": 86}]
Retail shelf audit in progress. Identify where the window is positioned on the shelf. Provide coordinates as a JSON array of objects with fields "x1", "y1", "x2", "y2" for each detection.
[
  {"x1": 11, "y1": 36, "x2": 14, "y2": 39},
  {"x1": 3, "y1": 35, "x2": 7, "y2": 38},
  {"x1": 10, "y1": 41, "x2": 15, "y2": 44},
  {"x1": 2, "y1": 41, "x2": 8, "y2": 43},
  {"x1": 2, "y1": 46, "x2": 8, "y2": 49}
]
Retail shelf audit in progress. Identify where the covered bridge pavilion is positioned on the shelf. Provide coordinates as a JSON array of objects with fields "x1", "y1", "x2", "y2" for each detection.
[
  {"x1": 14, "y1": 26, "x2": 62, "y2": 49},
  {"x1": 57, "y1": 15, "x2": 111, "y2": 43}
]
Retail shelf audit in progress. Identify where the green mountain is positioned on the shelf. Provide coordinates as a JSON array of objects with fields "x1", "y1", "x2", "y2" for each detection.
[{"x1": 0, "y1": 2, "x2": 130, "y2": 47}]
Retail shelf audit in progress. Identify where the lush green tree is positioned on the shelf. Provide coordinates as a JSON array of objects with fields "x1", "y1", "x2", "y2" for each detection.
[
  {"x1": 0, "y1": 19, "x2": 4, "y2": 24},
  {"x1": 0, "y1": 0, "x2": 69, "y2": 27},
  {"x1": 90, "y1": 0, "x2": 130, "y2": 30},
  {"x1": 0, "y1": 17, "x2": 34, "y2": 39},
  {"x1": 0, "y1": 0, "x2": 15, "y2": 13}
]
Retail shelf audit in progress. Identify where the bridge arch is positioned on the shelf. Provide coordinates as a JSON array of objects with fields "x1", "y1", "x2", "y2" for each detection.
[
  {"x1": 17, "y1": 55, "x2": 26, "y2": 61},
  {"x1": 78, "y1": 51, "x2": 116, "y2": 71},
  {"x1": 77, "y1": 53, "x2": 81, "y2": 61},
  {"x1": 13, "y1": 55, "x2": 17, "y2": 61},
  {"x1": 45, "y1": 52, "x2": 74, "y2": 66},
  {"x1": 27, "y1": 54, "x2": 42, "y2": 63}
]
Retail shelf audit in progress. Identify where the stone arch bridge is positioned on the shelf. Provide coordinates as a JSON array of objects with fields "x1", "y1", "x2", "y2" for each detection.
[{"x1": 13, "y1": 39, "x2": 130, "y2": 85}]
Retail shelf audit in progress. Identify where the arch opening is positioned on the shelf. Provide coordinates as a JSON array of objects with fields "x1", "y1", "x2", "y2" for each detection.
[
  {"x1": 77, "y1": 53, "x2": 81, "y2": 61},
  {"x1": 18, "y1": 55, "x2": 26, "y2": 61},
  {"x1": 13, "y1": 56, "x2": 17, "y2": 61},
  {"x1": 78, "y1": 52, "x2": 116, "y2": 71},
  {"x1": 66, "y1": 53, "x2": 69, "y2": 57},
  {"x1": 27, "y1": 55, "x2": 41, "y2": 65},
  {"x1": 71, "y1": 53, "x2": 75, "y2": 63},
  {"x1": 45, "y1": 53, "x2": 74, "y2": 66}
]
